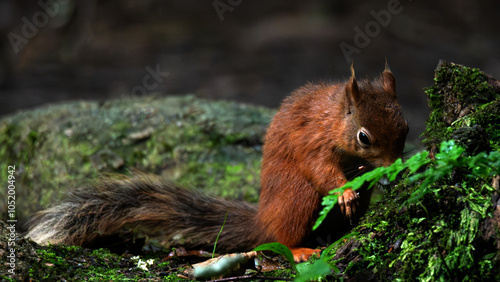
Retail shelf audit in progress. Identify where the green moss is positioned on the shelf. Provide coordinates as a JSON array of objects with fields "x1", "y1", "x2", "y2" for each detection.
[
  {"x1": 31, "y1": 245, "x2": 182, "y2": 280},
  {"x1": 0, "y1": 96, "x2": 274, "y2": 224},
  {"x1": 422, "y1": 61, "x2": 499, "y2": 149},
  {"x1": 318, "y1": 140, "x2": 498, "y2": 279},
  {"x1": 470, "y1": 99, "x2": 500, "y2": 150}
]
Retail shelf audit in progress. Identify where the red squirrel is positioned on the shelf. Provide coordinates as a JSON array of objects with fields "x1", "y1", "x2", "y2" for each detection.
[{"x1": 27, "y1": 65, "x2": 408, "y2": 262}]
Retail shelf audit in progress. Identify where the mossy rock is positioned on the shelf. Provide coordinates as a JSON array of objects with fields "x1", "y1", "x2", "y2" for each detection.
[{"x1": 0, "y1": 95, "x2": 274, "y2": 227}]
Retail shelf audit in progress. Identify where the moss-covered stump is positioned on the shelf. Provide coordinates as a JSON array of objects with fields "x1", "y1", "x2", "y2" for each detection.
[
  {"x1": 325, "y1": 61, "x2": 500, "y2": 281},
  {"x1": 0, "y1": 95, "x2": 274, "y2": 227},
  {"x1": 423, "y1": 61, "x2": 500, "y2": 152}
]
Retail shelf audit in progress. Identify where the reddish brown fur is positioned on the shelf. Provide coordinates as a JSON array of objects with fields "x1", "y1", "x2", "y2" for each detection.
[{"x1": 258, "y1": 69, "x2": 407, "y2": 259}]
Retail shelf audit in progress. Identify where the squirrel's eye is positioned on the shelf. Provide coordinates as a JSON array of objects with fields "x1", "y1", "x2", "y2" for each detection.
[{"x1": 357, "y1": 128, "x2": 371, "y2": 148}]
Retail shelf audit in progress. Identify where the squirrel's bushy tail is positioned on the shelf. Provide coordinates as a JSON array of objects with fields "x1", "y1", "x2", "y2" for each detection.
[{"x1": 27, "y1": 173, "x2": 268, "y2": 253}]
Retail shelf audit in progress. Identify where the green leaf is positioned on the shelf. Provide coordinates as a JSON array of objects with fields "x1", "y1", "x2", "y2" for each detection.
[
  {"x1": 313, "y1": 193, "x2": 339, "y2": 230},
  {"x1": 253, "y1": 242, "x2": 297, "y2": 271},
  {"x1": 212, "y1": 211, "x2": 228, "y2": 258},
  {"x1": 406, "y1": 150, "x2": 430, "y2": 173},
  {"x1": 294, "y1": 260, "x2": 332, "y2": 282},
  {"x1": 314, "y1": 155, "x2": 412, "y2": 230}
]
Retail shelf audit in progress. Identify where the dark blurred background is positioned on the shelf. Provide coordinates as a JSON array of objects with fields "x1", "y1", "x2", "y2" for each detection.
[{"x1": 1, "y1": 0, "x2": 499, "y2": 144}]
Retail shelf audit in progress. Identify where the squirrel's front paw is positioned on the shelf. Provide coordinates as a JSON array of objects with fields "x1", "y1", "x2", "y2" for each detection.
[
  {"x1": 289, "y1": 247, "x2": 321, "y2": 262},
  {"x1": 338, "y1": 188, "x2": 359, "y2": 223}
]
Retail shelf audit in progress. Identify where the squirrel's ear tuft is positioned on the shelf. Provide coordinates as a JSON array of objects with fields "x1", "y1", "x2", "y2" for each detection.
[
  {"x1": 350, "y1": 61, "x2": 356, "y2": 78},
  {"x1": 382, "y1": 68, "x2": 396, "y2": 99},
  {"x1": 384, "y1": 58, "x2": 391, "y2": 72},
  {"x1": 345, "y1": 65, "x2": 360, "y2": 114}
]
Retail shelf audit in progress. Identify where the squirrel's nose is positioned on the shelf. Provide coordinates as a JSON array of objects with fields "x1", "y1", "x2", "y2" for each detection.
[
  {"x1": 381, "y1": 159, "x2": 395, "y2": 167},
  {"x1": 381, "y1": 155, "x2": 402, "y2": 167}
]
